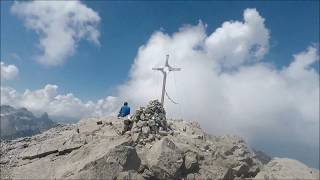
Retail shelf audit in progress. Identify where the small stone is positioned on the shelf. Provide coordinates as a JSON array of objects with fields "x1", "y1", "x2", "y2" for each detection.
[
  {"x1": 148, "y1": 120, "x2": 156, "y2": 127},
  {"x1": 204, "y1": 144, "x2": 210, "y2": 150},
  {"x1": 142, "y1": 169, "x2": 154, "y2": 179},
  {"x1": 197, "y1": 135, "x2": 203, "y2": 140},
  {"x1": 155, "y1": 134, "x2": 161, "y2": 140},
  {"x1": 147, "y1": 134, "x2": 155, "y2": 141},
  {"x1": 142, "y1": 126, "x2": 150, "y2": 135},
  {"x1": 138, "y1": 164, "x2": 147, "y2": 173},
  {"x1": 158, "y1": 130, "x2": 168, "y2": 136}
]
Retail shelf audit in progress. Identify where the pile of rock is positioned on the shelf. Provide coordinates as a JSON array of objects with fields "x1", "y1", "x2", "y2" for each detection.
[{"x1": 130, "y1": 100, "x2": 174, "y2": 145}]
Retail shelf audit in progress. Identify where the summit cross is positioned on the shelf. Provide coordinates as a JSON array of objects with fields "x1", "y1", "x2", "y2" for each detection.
[{"x1": 152, "y1": 54, "x2": 181, "y2": 105}]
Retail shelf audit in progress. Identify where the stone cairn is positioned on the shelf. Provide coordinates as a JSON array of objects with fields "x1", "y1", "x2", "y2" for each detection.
[{"x1": 129, "y1": 100, "x2": 174, "y2": 146}]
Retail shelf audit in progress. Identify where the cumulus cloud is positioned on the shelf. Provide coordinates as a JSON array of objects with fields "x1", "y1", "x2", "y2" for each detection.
[
  {"x1": 1, "y1": 62, "x2": 19, "y2": 81},
  {"x1": 0, "y1": 84, "x2": 120, "y2": 121},
  {"x1": 11, "y1": 1, "x2": 100, "y2": 66},
  {"x1": 205, "y1": 9, "x2": 269, "y2": 68},
  {"x1": 118, "y1": 8, "x2": 319, "y2": 153}
]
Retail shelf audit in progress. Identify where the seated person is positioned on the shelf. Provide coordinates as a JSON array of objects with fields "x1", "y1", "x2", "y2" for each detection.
[
  {"x1": 118, "y1": 102, "x2": 130, "y2": 118},
  {"x1": 118, "y1": 102, "x2": 133, "y2": 134}
]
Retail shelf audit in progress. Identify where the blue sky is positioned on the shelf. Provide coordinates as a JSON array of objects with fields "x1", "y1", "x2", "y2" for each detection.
[
  {"x1": 1, "y1": 1, "x2": 319, "y2": 101},
  {"x1": 1, "y1": 1, "x2": 319, "y2": 169}
]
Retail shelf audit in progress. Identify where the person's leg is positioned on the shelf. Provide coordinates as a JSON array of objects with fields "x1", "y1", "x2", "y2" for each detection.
[{"x1": 122, "y1": 119, "x2": 129, "y2": 134}]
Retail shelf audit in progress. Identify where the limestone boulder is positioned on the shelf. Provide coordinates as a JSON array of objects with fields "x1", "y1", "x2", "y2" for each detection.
[
  {"x1": 74, "y1": 144, "x2": 141, "y2": 179},
  {"x1": 184, "y1": 151, "x2": 199, "y2": 173},
  {"x1": 116, "y1": 170, "x2": 144, "y2": 180},
  {"x1": 146, "y1": 137, "x2": 183, "y2": 179},
  {"x1": 186, "y1": 164, "x2": 234, "y2": 180}
]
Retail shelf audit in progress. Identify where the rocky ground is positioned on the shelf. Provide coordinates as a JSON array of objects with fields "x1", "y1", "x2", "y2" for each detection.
[{"x1": 0, "y1": 100, "x2": 319, "y2": 180}]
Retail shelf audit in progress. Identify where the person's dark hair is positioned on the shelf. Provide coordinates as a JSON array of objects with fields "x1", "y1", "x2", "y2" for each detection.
[{"x1": 124, "y1": 102, "x2": 128, "y2": 106}]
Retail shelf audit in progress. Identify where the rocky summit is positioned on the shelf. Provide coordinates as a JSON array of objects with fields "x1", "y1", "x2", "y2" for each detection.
[{"x1": 0, "y1": 100, "x2": 319, "y2": 180}]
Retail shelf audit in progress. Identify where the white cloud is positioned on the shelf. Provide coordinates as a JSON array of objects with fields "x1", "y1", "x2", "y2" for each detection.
[
  {"x1": 11, "y1": 1, "x2": 100, "y2": 66},
  {"x1": 0, "y1": 84, "x2": 120, "y2": 120},
  {"x1": 117, "y1": 8, "x2": 319, "y2": 150},
  {"x1": 205, "y1": 8, "x2": 269, "y2": 68},
  {"x1": 1, "y1": 62, "x2": 19, "y2": 81}
]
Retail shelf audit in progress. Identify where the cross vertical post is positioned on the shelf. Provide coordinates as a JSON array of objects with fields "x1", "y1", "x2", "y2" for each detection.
[{"x1": 152, "y1": 54, "x2": 181, "y2": 105}]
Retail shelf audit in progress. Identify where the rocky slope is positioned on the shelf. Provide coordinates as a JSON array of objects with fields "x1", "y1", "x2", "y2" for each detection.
[
  {"x1": 0, "y1": 105, "x2": 56, "y2": 140},
  {"x1": 0, "y1": 100, "x2": 318, "y2": 179}
]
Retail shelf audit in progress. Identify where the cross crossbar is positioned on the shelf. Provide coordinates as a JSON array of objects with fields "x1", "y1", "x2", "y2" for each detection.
[{"x1": 152, "y1": 54, "x2": 181, "y2": 105}]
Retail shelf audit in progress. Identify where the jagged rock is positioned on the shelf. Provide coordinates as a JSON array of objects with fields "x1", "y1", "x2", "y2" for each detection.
[
  {"x1": 142, "y1": 168, "x2": 155, "y2": 179},
  {"x1": 210, "y1": 135, "x2": 262, "y2": 178},
  {"x1": 106, "y1": 145, "x2": 141, "y2": 170},
  {"x1": 132, "y1": 133, "x2": 141, "y2": 142},
  {"x1": 142, "y1": 126, "x2": 150, "y2": 135},
  {"x1": 20, "y1": 138, "x2": 61, "y2": 160},
  {"x1": 146, "y1": 137, "x2": 183, "y2": 179},
  {"x1": 253, "y1": 149, "x2": 272, "y2": 164},
  {"x1": 158, "y1": 130, "x2": 168, "y2": 136},
  {"x1": 116, "y1": 170, "x2": 144, "y2": 180},
  {"x1": 184, "y1": 151, "x2": 199, "y2": 173},
  {"x1": 186, "y1": 173, "x2": 197, "y2": 180},
  {"x1": 189, "y1": 164, "x2": 234, "y2": 180},
  {"x1": 254, "y1": 158, "x2": 319, "y2": 180},
  {"x1": 72, "y1": 144, "x2": 140, "y2": 179}
]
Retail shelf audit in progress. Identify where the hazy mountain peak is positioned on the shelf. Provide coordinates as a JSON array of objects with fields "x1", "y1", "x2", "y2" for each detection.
[{"x1": 0, "y1": 105, "x2": 56, "y2": 140}]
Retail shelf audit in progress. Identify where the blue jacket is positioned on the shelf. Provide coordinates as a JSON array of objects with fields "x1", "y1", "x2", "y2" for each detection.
[{"x1": 118, "y1": 105, "x2": 130, "y2": 117}]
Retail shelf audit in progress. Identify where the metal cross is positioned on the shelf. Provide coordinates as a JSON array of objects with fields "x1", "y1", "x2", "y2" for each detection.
[{"x1": 152, "y1": 54, "x2": 181, "y2": 105}]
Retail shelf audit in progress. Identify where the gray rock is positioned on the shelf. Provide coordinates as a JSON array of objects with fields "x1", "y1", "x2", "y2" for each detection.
[
  {"x1": 142, "y1": 126, "x2": 150, "y2": 135},
  {"x1": 76, "y1": 144, "x2": 141, "y2": 179},
  {"x1": 184, "y1": 151, "x2": 199, "y2": 173},
  {"x1": 148, "y1": 120, "x2": 156, "y2": 127},
  {"x1": 107, "y1": 145, "x2": 141, "y2": 170},
  {"x1": 132, "y1": 133, "x2": 141, "y2": 142},
  {"x1": 116, "y1": 170, "x2": 144, "y2": 180},
  {"x1": 253, "y1": 149, "x2": 272, "y2": 165},
  {"x1": 142, "y1": 168, "x2": 155, "y2": 179},
  {"x1": 158, "y1": 130, "x2": 168, "y2": 136},
  {"x1": 254, "y1": 158, "x2": 319, "y2": 180},
  {"x1": 146, "y1": 137, "x2": 183, "y2": 179},
  {"x1": 195, "y1": 165, "x2": 234, "y2": 180},
  {"x1": 210, "y1": 134, "x2": 262, "y2": 178}
]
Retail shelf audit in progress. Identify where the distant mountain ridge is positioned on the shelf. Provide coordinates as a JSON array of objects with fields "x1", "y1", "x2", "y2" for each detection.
[{"x1": 0, "y1": 105, "x2": 56, "y2": 140}]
